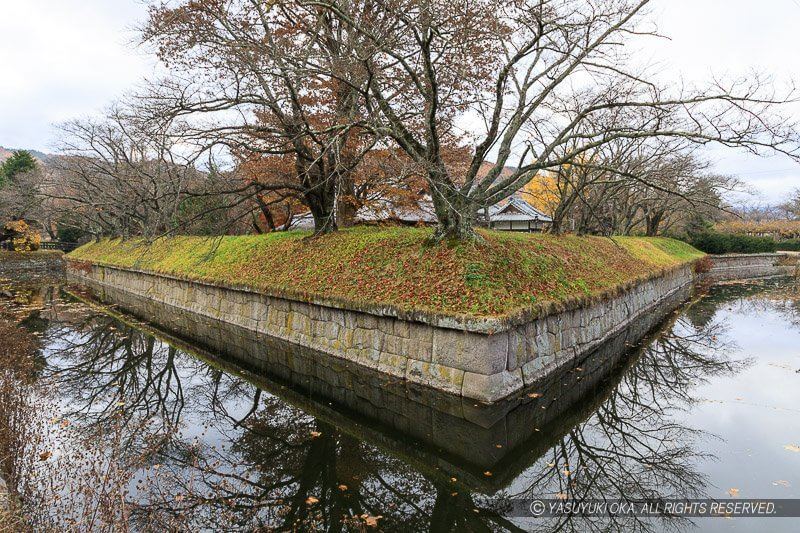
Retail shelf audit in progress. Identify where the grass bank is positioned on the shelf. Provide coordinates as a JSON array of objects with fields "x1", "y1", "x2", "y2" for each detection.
[{"x1": 68, "y1": 227, "x2": 703, "y2": 318}]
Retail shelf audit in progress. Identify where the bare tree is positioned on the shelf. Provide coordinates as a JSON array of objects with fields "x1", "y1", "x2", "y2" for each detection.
[
  {"x1": 142, "y1": 0, "x2": 385, "y2": 234},
  {"x1": 42, "y1": 103, "x2": 235, "y2": 239},
  {"x1": 305, "y1": 0, "x2": 800, "y2": 240},
  {"x1": 550, "y1": 140, "x2": 737, "y2": 236}
]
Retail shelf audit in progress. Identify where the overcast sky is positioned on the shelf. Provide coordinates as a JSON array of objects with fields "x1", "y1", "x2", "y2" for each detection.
[{"x1": 0, "y1": 0, "x2": 798, "y2": 203}]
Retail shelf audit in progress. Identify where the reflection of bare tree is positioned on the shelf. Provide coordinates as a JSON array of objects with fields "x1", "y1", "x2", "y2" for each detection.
[
  {"x1": 483, "y1": 311, "x2": 745, "y2": 533},
  {"x1": 739, "y1": 278, "x2": 800, "y2": 329},
  {"x1": 688, "y1": 277, "x2": 800, "y2": 331},
  {"x1": 24, "y1": 277, "x2": 759, "y2": 532},
  {"x1": 44, "y1": 314, "x2": 188, "y2": 452},
  {"x1": 82, "y1": 307, "x2": 736, "y2": 531}
]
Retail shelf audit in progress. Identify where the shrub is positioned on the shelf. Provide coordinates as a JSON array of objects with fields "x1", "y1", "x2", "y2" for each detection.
[
  {"x1": 693, "y1": 256, "x2": 714, "y2": 274},
  {"x1": 687, "y1": 231, "x2": 777, "y2": 254},
  {"x1": 56, "y1": 225, "x2": 85, "y2": 243},
  {"x1": 776, "y1": 239, "x2": 800, "y2": 252}
]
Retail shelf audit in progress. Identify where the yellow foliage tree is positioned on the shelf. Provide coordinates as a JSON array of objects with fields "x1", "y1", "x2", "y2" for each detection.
[
  {"x1": 518, "y1": 173, "x2": 560, "y2": 216},
  {"x1": 2, "y1": 220, "x2": 41, "y2": 251}
]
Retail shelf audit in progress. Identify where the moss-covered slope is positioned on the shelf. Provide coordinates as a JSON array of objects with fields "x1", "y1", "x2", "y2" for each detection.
[{"x1": 68, "y1": 227, "x2": 703, "y2": 318}]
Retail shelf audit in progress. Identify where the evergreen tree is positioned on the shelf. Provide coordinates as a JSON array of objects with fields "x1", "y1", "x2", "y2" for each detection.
[{"x1": 0, "y1": 150, "x2": 37, "y2": 187}]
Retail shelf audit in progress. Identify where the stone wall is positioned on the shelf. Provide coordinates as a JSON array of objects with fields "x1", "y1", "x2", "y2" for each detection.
[
  {"x1": 0, "y1": 251, "x2": 65, "y2": 279},
  {"x1": 68, "y1": 259, "x2": 694, "y2": 403},
  {"x1": 702, "y1": 253, "x2": 793, "y2": 282}
]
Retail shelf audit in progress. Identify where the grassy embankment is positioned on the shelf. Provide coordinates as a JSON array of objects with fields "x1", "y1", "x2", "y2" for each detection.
[{"x1": 68, "y1": 227, "x2": 703, "y2": 319}]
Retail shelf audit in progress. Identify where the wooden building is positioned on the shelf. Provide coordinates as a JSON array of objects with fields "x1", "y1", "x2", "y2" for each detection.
[{"x1": 487, "y1": 196, "x2": 553, "y2": 232}]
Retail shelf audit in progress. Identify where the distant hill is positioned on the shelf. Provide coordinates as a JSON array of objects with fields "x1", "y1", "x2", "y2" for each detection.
[{"x1": 0, "y1": 146, "x2": 53, "y2": 163}]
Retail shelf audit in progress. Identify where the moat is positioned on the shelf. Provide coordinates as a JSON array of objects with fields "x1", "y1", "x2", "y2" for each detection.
[{"x1": 0, "y1": 275, "x2": 798, "y2": 531}]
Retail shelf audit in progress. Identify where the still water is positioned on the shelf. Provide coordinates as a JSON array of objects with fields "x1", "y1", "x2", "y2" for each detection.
[{"x1": 0, "y1": 276, "x2": 798, "y2": 532}]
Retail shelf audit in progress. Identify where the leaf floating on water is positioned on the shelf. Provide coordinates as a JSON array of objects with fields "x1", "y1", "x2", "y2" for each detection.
[
  {"x1": 338, "y1": 484, "x2": 348, "y2": 491},
  {"x1": 784, "y1": 444, "x2": 800, "y2": 453},
  {"x1": 310, "y1": 431, "x2": 322, "y2": 438},
  {"x1": 495, "y1": 444, "x2": 503, "y2": 448},
  {"x1": 555, "y1": 492, "x2": 568, "y2": 500},
  {"x1": 306, "y1": 496, "x2": 319, "y2": 506},
  {"x1": 728, "y1": 488, "x2": 740, "y2": 497},
  {"x1": 527, "y1": 392, "x2": 543, "y2": 399},
  {"x1": 483, "y1": 471, "x2": 493, "y2": 477},
  {"x1": 547, "y1": 462, "x2": 556, "y2": 468},
  {"x1": 450, "y1": 477, "x2": 457, "y2": 483}
]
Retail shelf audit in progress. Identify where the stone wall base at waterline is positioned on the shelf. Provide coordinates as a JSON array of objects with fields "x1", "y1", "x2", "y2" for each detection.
[
  {"x1": 702, "y1": 253, "x2": 793, "y2": 282},
  {"x1": 67, "y1": 260, "x2": 697, "y2": 403}
]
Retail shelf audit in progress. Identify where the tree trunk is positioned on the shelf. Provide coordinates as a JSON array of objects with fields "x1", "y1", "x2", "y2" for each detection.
[
  {"x1": 645, "y1": 210, "x2": 664, "y2": 236},
  {"x1": 254, "y1": 195, "x2": 275, "y2": 232},
  {"x1": 336, "y1": 172, "x2": 359, "y2": 228},
  {"x1": 550, "y1": 204, "x2": 569, "y2": 235},
  {"x1": 430, "y1": 187, "x2": 479, "y2": 241},
  {"x1": 301, "y1": 163, "x2": 338, "y2": 235},
  {"x1": 306, "y1": 191, "x2": 338, "y2": 234},
  {"x1": 550, "y1": 192, "x2": 579, "y2": 235}
]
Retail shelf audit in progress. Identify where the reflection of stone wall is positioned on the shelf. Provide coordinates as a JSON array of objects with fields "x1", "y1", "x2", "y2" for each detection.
[
  {"x1": 72, "y1": 278, "x2": 690, "y2": 490},
  {"x1": 703, "y1": 253, "x2": 791, "y2": 282},
  {"x1": 68, "y1": 260, "x2": 694, "y2": 403},
  {"x1": 0, "y1": 252, "x2": 64, "y2": 279}
]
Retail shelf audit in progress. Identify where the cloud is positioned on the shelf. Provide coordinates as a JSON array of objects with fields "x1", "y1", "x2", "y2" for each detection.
[
  {"x1": 0, "y1": 0, "x2": 155, "y2": 150},
  {"x1": 1, "y1": 0, "x2": 798, "y2": 202}
]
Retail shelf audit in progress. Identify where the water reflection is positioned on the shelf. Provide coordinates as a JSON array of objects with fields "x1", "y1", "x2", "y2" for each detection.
[
  {"x1": 0, "y1": 277, "x2": 796, "y2": 531},
  {"x1": 498, "y1": 314, "x2": 745, "y2": 533}
]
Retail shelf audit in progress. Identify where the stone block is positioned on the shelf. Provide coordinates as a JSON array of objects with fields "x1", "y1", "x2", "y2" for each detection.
[
  {"x1": 461, "y1": 369, "x2": 524, "y2": 403},
  {"x1": 432, "y1": 328, "x2": 507, "y2": 374},
  {"x1": 405, "y1": 360, "x2": 464, "y2": 396},
  {"x1": 406, "y1": 323, "x2": 433, "y2": 362},
  {"x1": 377, "y1": 352, "x2": 409, "y2": 380},
  {"x1": 506, "y1": 328, "x2": 527, "y2": 371}
]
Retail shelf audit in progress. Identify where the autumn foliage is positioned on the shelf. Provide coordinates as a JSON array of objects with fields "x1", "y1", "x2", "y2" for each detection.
[{"x1": 1, "y1": 220, "x2": 41, "y2": 251}]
